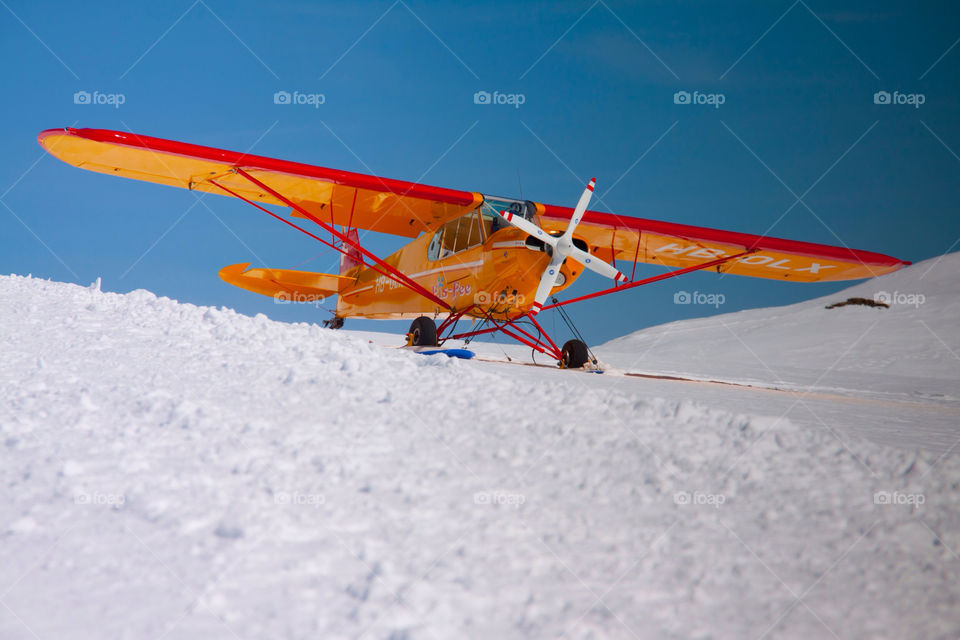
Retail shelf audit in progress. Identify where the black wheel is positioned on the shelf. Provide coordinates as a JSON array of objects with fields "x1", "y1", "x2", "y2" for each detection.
[
  {"x1": 561, "y1": 339, "x2": 590, "y2": 369},
  {"x1": 324, "y1": 316, "x2": 344, "y2": 330},
  {"x1": 408, "y1": 316, "x2": 438, "y2": 346}
]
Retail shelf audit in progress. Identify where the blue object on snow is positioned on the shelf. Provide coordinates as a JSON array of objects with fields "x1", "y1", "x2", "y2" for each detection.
[{"x1": 416, "y1": 348, "x2": 475, "y2": 359}]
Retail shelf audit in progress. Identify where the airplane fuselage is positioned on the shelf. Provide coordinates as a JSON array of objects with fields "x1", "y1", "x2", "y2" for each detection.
[{"x1": 336, "y1": 220, "x2": 584, "y2": 320}]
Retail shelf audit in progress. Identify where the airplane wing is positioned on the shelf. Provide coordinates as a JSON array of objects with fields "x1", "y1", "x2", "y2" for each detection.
[
  {"x1": 536, "y1": 204, "x2": 909, "y2": 282},
  {"x1": 38, "y1": 127, "x2": 481, "y2": 238},
  {"x1": 39, "y1": 127, "x2": 908, "y2": 282}
]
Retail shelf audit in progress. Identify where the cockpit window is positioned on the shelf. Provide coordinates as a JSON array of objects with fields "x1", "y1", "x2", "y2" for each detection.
[
  {"x1": 428, "y1": 210, "x2": 485, "y2": 261},
  {"x1": 427, "y1": 228, "x2": 443, "y2": 261},
  {"x1": 481, "y1": 196, "x2": 535, "y2": 222},
  {"x1": 479, "y1": 196, "x2": 536, "y2": 236},
  {"x1": 427, "y1": 197, "x2": 537, "y2": 261}
]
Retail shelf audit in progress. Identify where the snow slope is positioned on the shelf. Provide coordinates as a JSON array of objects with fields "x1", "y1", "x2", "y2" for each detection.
[
  {"x1": 1, "y1": 271, "x2": 959, "y2": 639},
  {"x1": 598, "y1": 253, "x2": 960, "y2": 402}
]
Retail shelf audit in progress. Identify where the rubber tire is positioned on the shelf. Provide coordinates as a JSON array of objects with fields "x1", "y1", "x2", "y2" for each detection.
[
  {"x1": 561, "y1": 339, "x2": 590, "y2": 369},
  {"x1": 409, "y1": 316, "x2": 438, "y2": 347}
]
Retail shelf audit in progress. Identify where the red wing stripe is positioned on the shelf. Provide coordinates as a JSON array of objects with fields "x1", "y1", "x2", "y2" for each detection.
[
  {"x1": 539, "y1": 204, "x2": 908, "y2": 267},
  {"x1": 40, "y1": 127, "x2": 477, "y2": 207}
]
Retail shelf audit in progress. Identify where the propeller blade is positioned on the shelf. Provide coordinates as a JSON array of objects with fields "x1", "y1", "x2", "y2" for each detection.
[
  {"x1": 529, "y1": 252, "x2": 567, "y2": 315},
  {"x1": 567, "y1": 246, "x2": 629, "y2": 283},
  {"x1": 497, "y1": 209, "x2": 557, "y2": 247},
  {"x1": 495, "y1": 177, "x2": 625, "y2": 317},
  {"x1": 562, "y1": 178, "x2": 595, "y2": 241}
]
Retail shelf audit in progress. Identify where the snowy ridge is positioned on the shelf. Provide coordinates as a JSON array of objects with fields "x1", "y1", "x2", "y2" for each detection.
[
  {"x1": 598, "y1": 252, "x2": 960, "y2": 401},
  {"x1": 1, "y1": 274, "x2": 959, "y2": 638}
]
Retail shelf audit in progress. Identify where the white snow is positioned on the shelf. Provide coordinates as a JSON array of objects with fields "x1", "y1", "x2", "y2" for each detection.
[
  {"x1": 599, "y1": 252, "x2": 960, "y2": 399},
  {"x1": 1, "y1": 254, "x2": 958, "y2": 639}
]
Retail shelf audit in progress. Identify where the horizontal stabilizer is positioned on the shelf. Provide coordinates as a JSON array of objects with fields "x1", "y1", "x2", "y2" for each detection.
[{"x1": 218, "y1": 263, "x2": 352, "y2": 302}]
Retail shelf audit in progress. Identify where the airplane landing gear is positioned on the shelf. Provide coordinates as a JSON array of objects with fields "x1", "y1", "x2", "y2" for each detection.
[
  {"x1": 407, "y1": 316, "x2": 438, "y2": 346},
  {"x1": 561, "y1": 339, "x2": 589, "y2": 369}
]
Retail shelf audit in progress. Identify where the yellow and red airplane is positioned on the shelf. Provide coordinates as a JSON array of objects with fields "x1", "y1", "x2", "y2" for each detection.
[{"x1": 39, "y1": 127, "x2": 909, "y2": 367}]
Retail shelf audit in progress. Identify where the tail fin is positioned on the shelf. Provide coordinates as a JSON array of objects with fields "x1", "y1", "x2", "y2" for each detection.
[{"x1": 339, "y1": 228, "x2": 363, "y2": 277}]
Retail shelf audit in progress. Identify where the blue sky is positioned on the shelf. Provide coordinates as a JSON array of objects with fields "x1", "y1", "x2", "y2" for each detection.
[{"x1": 1, "y1": 1, "x2": 958, "y2": 344}]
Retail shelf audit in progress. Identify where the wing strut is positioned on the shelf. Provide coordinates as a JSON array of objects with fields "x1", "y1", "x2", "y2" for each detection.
[
  {"x1": 431, "y1": 251, "x2": 757, "y2": 365},
  {"x1": 541, "y1": 250, "x2": 756, "y2": 311},
  {"x1": 208, "y1": 169, "x2": 453, "y2": 311}
]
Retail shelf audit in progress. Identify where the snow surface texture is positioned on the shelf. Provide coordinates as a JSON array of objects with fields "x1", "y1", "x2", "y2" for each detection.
[{"x1": 1, "y1": 255, "x2": 959, "y2": 639}]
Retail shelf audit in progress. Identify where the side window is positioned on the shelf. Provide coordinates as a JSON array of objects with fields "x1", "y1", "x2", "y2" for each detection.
[
  {"x1": 466, "y1": 211, "x2": 483, "y2": 245},
  {"x1": 441, "y1": 218, "x2": 458, "y2": 258},
  {"x1": 427, "y1": 228, "x2": 443, "y2": 261},
  {"x1": 453, "y1": 215, "x2": 474, "y2": 253},
  {"x1": 429, "y1": 212, "x2": 485, "y2": 262},
  {"x1": 480, "y1": 210, "x2": 496, "y2": 238}
]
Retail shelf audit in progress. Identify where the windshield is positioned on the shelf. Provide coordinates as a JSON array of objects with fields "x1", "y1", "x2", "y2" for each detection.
[
  {"x1": 426, "y1": 197, "x2": 538, "y2": 262},
  {"x1": 480, "y1": 196, "x2": 535, "y2": 222}
]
